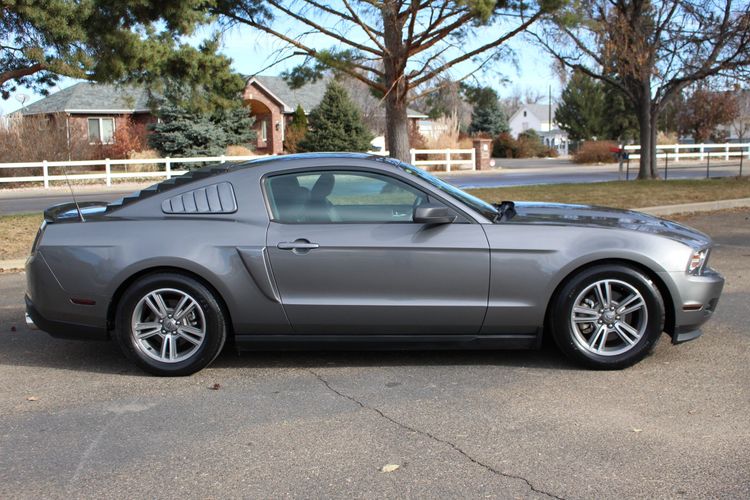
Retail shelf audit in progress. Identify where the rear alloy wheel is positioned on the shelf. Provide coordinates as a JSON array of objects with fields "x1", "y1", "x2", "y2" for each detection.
[
  {"x1": 115, "y1": 274, "x2": 227, "y2": 376},
  {"x1": 551, "y1": 265, "x2": 665, "y2": 369}
]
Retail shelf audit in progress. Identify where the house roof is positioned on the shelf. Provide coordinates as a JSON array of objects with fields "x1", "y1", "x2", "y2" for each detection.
[
  {"x1": 17, "y1": 82, "x2": 151, "y2": 115},
  {"x1": 249, "y1": 75, "x2": 428, "y2": 118},
  {"x1": 511, "y1": 103, "x2": 559, "y2": 123}
]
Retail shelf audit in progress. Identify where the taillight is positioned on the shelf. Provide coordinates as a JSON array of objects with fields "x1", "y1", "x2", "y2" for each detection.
[{"x1": 30, "y1": 221, "x2": 46, "y2": 254}]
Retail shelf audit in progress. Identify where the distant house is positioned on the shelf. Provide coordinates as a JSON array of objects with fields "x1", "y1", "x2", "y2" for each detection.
[
  {"x1": 244, "y1": 75, "x2": 428, "y2": 154},
  {"x1": 12, "y1": 77, "x2": 429, "y2": 158},
  {"x1": 14, "y1": 82, "x2": 155, "y2": 155},
  {"x1": 509, "y1": 103, "x2": 569, "y2": 156}
]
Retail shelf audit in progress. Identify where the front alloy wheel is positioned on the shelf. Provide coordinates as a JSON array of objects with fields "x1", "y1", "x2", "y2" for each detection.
[{"x1": 551, "y1": 264, "x2": 665, "y2": 369}]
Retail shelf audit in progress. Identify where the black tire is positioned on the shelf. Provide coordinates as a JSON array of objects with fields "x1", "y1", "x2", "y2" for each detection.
[
  {"x1": 114, "y1": 273, "x2": 227, "y2": 376},
  {"x1": 550, "y1": 264, "x2": 665, "y2": 370}
]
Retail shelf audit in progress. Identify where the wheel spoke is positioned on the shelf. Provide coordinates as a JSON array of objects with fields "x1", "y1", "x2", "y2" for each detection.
[
  {"x1": 594, "y1": 281, "x2": 610, "y2": 308},
  {"x1": 615, "y1": 321, "x2": 641, "y2": 343},
  {"x1": 160, "y1": 334, "x2": 177, "y2": 360},
  {"x1": 134, "y1": 322, "x2": 162, "y2": 339},
  {"x1": 588, "y1": 324, "x2": 607, "y2": 351},
  {"x1": 178, "y1": 327, "x2": 203, "y2": 345},
  {"x1": 145, "y1": 293, "x2": 168, "y2": 318},
  {"x1": 619, "y1": 298, "x2": 645, "y2": 316},
  {"x1": 573, "y1": 306, "x2": 599, "y2": 323},
  {"x1": 173, "y1": 296, "x2": 196, "y2": 321}
]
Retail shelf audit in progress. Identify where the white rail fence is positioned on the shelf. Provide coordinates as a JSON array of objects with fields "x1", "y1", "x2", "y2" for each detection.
[
  {"x1": 623, "y1": 142, "x2": 750, "y2": 160},
  {"x1": 370, "y1": 148, "x2": 475, "y2": 172},
  {"x1": 0, "y1": 149, "x2": 476, "y2": 188}
]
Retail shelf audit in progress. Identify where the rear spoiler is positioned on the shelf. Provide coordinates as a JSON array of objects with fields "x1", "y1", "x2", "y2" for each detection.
[{"x1": 43, "y1": 201, "x2": 110, "y2": 223}]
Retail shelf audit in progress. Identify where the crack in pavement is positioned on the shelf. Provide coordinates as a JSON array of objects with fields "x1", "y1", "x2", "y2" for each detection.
[{"x1": 309, "y1": 369, "x2": 566, "y2": 500}]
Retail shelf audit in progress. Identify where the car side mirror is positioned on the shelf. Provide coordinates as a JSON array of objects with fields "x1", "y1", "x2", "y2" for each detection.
[{"x1": 413, "y1": 203, "x2": 457, "y2": 224}]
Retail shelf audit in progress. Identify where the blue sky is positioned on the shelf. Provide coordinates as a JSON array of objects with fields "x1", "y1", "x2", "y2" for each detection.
[{"x1": 0, "y1": 15, "x2": 561, "y2": 115}]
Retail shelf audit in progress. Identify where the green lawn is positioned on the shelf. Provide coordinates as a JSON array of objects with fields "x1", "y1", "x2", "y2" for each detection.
[
  {"x1": 2, "y1": 177, "x2": 748, "y2": 262},
  {"x1": 466, "y1": 177, "x2": 750, "y2": 209}
]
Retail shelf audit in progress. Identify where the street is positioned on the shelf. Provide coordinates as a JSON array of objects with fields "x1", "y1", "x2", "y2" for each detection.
[
  {"x1": 0, "y1": 209, "x2": 748, "y2": 498},
  {"x1": 0, "y1": 159, "x2": 746, "y2": 215}
]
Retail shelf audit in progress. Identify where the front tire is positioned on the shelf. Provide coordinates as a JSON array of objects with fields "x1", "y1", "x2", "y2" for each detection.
[
  {"x1": 550, "y1": 264, "x2": 665, "y2": 370},
  {"x1": 115, "y1": 273, "x2": 227, "y2": 376}
]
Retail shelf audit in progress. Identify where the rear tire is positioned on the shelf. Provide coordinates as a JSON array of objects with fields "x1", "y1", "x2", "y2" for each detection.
[
  {"x1": 550, "y1": 264, "x2": 664, "y2": 370},
  {"x1": 114, "y1": 273, "x2": 227, "y2": 376}
]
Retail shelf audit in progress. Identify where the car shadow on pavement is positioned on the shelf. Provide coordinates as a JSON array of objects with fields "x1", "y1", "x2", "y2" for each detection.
[{"x1": 0, "y1": 328, "x2": 575, "y2": 375}]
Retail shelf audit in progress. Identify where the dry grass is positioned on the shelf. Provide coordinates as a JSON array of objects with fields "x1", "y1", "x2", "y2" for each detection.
[
  {"x1": 467, "y1": 177, "x2": 750, "y2": 209},
  {"x1": 0, "y1": 213, "x2": 42, "y2": 261},
  {"x1": 1, "y1": 178, "x2": 748, "y2": 262}
]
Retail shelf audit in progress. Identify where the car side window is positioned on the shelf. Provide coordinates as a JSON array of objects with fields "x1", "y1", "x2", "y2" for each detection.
[{"x1": 266, "y1": 170, "x2": 445, "y2": 224}]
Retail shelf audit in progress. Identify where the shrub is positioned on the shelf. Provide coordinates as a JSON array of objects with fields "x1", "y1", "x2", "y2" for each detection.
[
  {"x1": 226, "y1": 145, "x2": 256, "y2": 156},
  {"x1": 493, "y1": 132, "x2": 517, "y2": 158},
  {"x1": 103, "y1": 116, "x2": 148, "y2": 160},
  {"x1": 573, "y1": 140, "x2": 618, "y2": 164},
  {"x1": 515, "y1": 129, "x2": 547, "y2": 158},
  {"x1": 409, "y1": 126, "x2": 428, "y2": 149}
]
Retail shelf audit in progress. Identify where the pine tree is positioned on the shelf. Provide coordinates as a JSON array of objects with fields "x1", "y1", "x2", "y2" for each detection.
[
  {"x1": 555, "y1": 71, "x2": 607, "y2": 141},
  {"x1": 148, "y1": 104, "x2": 256, "y2": 160},
  {"x1": 298, "y1": 81, "x2": 373, "y2": 152},
  {"x1": 284, "y1": 104, "x2": 308, "y2": 153},
  {"x1": 467, "y1": 86, "x2": 509, "y2": 136}
]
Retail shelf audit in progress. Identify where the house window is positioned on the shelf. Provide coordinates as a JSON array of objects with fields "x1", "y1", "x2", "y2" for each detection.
[
  {"x1": 87, "y1": 117, "x2": 115, "y2": 144},
  {"x1": 261, "y1": 120, "x2": 268, "y2": 142}
]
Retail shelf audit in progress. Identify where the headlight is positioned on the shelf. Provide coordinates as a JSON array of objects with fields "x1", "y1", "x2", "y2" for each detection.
[{"x1": 687, "y1": 248, "x2": 709, "y2": 275}]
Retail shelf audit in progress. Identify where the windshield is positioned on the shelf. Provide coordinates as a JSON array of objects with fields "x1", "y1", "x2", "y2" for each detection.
[{"x1": 397, "y1": 162, "x2": 498, "y2": 221}]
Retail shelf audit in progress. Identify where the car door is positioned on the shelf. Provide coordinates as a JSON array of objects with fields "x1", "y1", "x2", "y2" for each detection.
[{"x1": 264, "y1": 169, "x2": 490, "y2": 335}]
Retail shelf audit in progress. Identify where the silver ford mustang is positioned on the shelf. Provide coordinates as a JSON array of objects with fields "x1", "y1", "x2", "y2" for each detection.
[{"x1": 25, "y1": 153, "x2": 724, "y2": 375}]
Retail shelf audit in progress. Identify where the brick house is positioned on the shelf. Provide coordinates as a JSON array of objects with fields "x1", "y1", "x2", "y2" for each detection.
[
  {"x1": 244, "y1": 75, "x2": 428, "y2": 155},
  {"x1": 15, "y1": 82, "x2": 155, "y2": 157},
  {"x1": 14, "y1": 77, "x2": 428, "y2": 157}
]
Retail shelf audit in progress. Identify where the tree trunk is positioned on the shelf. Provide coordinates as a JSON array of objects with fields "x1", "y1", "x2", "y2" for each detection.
[
  {"x1": 381, "y1": 2, "x2": 411, "y2": 163},
  {"x1": 636, "y1": 94, "x2": 656, "y2": 179},
  {"x1": 384, "y1": 92, "x2": 411, "y2": 163}
]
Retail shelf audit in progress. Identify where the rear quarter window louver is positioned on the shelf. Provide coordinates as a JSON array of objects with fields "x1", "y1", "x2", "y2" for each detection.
[{"x1": 161, "y1": 182, "x2": 238, "y2": 214}]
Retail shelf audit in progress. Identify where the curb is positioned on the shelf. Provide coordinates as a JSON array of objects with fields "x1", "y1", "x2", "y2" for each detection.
[
  {"x1": 1, "y1": 198, "x2": 748, "y2": 273},
  {"x1": 0, "y1": 259, "x2": 26, "y2": 273}
]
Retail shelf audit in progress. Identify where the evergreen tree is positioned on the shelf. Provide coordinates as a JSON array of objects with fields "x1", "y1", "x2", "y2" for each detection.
[
  {"x1": 298, "y1": 81, "x2": 373, "y2": 152},
  {"x1": 216, "y1": 107, "x2": 256, "y2": 146},
  {"x1": 467, "y1": 86, "x2": 509, "y2": 136},
  {"x1": 602, "y1": 83, "x2": 639, "y2": 142},
  {"x1": 555, "y1": 71, "x2": 607, "y2": 141},
  {"x1": 149, "y1": 104, "x2": 256, "y2": 160},
  {"x1": 284, "y1": 104, "x2": 308, "y2": 153}
]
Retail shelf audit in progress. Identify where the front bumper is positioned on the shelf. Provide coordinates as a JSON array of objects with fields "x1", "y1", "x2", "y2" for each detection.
[{"x1": 662, "y1": 268, "x2": 725, "y2": 345}]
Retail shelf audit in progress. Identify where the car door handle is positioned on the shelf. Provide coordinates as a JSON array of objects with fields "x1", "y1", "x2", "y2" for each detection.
[{"x1": 277, "y1": 240, "x2": 320, "y2": 250}]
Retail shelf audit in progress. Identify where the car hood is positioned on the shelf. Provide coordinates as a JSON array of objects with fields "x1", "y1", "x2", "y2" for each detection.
[{"x1": 505, "y1": 202, "x2": 711, "y2": 249}]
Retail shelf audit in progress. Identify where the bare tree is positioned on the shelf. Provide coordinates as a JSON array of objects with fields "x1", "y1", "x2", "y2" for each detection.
[
  {"x1": 677, "y1": 86, "x2": 739, "y2": 143},
  {"x1": 534, "y1": 0, "x2": 750, "y2": 179},
  {"x1": 212, "y1": 1, "x2": 556, "y2": 162},
  {"x1": 730, "y1": 89, "x2": 750, "y2": 141}
]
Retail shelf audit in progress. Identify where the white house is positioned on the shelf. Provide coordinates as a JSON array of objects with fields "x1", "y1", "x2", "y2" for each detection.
[{"x1": 509, "y1": 103, "x2": 569, "y2": 156}]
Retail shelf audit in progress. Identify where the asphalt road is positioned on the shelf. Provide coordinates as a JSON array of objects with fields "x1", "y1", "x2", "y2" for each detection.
[
  {"x1": 0, "y1": 160, "x2": 746, "y2": 215},
  {"x1": 0, "y1": 210, "x2": 748, "y2": 498}
]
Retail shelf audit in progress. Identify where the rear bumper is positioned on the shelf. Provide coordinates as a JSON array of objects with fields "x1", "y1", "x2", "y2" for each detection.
[{"x1": 25, "y1": 295, "x2": 108, "y2": 340}]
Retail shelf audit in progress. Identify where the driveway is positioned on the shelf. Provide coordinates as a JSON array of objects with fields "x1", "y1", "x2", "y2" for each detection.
[{"x1": 0, "y1": 210, "x2": 748, "y2": 498}]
